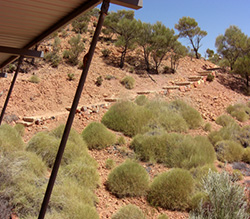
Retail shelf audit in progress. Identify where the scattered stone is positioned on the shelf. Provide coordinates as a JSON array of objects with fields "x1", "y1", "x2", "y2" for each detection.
[{"x1": 23, "y1": 116, "x2": 35, "y2": 123}]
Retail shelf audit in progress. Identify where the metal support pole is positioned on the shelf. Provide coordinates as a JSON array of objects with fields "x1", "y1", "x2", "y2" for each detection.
[
  {"x1": 38, "y1": 1, "x2": 110, "y2": 218},
  {"x1": 0, "y1": 56, "x2": 23, "y2": 125}
]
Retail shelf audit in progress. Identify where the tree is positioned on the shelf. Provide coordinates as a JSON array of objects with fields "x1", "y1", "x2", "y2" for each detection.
[
  {"x1": 151, "y1": 22, "x2": 177, "y2": 74},
  {"x1": 234, "y1": 53, "x2": 250, "y2": 87},
  {"x1": 206, "y1": 48, "x2": 214, "y2": 58},
  {"x1": 170, "y1": 41, "x2": 187, "y2": 70},
  {"x1": 104, "y1": 10, "x2": 138, "y2": 68},
  {"x1": 137, "y1": 20, "x2": 153, "y2": 72},
  {"x1": 175, "y1": 16, "x2": 207, "y2": 59},
  {"x1": 215, "y1": 25, "x2": 248, "y2": 70}
]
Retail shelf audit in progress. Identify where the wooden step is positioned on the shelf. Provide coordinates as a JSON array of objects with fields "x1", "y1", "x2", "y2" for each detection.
[
  {"x1": 188, "y1": 76, "x2": 202, "y2": 81},
  {"x1": 104, "y1": 97, "x2": 120, "y2": 102},
  {"x1": 162, "y1": 86, "x2": 180, "y2": 90},
  {"x1": 198, "y1": 71, "x2": 211, "y2": 76},
  {"x1": 175, "y1": 81, "x2": 191, "y2": 86},
  {"x1": 16, "y1": 120, "x2": 33, "y2": 127}
]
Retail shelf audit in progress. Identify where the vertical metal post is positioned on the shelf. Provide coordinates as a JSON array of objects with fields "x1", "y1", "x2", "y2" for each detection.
[
  {"x1": 38, "y1": 1, "x2": 110, "y2": 218},
  {"x1": 0, "y1": 56, "x2": 23, "y2": 125}
]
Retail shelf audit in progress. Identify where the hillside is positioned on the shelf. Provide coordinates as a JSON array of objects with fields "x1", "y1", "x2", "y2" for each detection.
[{"x1": 0, "y1": 24, "x2": 250, "y2": 219}]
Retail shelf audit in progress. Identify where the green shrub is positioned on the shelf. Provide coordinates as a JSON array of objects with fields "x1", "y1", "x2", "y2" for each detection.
[
  {"x1": 116, "y1": 136, "x2": 126, "y2": 145},
  {"x1": 112, "y1": 204, "x2": 145, "y2": 219},
  {"x1": 189, "y1": 170, "x2": 249, "y2": 219},
  {"x1": 190, "y1": 192, "x2": 209, "y2": 211},
  {"x1": 29, "y1": 75, "x2": 40, "y2": 83},
  {"x1": 135, "y1": 95, "x2": 148, "y2": 106},
  {"x1": 215, "y1": 114, "x2": 236, "y2": 127},
  {"x1": 107, "y1": 160, "x2": 149, "y2": 198},
  {"x1": 203, "y1": 123, "x2": 212, "y2": 132},
  {"x1": 0, "y1": 124, "x2": 25, "y2": 153},
  {"x1": 67, "y1": 73, "x2": 75, "y2": 81},
  {"x1": 102, "y1": 101, "x2": 153, "y2": 137},
  {"x1": 215, "y1": 140, "x2": 244, "y2": 163},
  {"x1": 14, "y1": 124, "x2": 25, "y2": 137},
  {"x1": 121, "y1": 76, "x2": 135, "y2": 89},
  {"x1": 101, "y1": 48, "x2": 111, "y2": 57},
  {"x1": 168, "y1": 100, "x2": 203, "y2": 129},
  {"x1": 81, "y1": 122, "x2": 116, "y2": 149},
  {"x1": 158, "y1": 214, "x2": 169, "y2": 219},
  {"x1": 232, "y1": 169, "x2": 244, "y2": 181},
  {"x1": 27, "y1": 126, "x2": 88, "y2": 167},
  {"x1": 227, "y1": 103, "x2": 250, "y2": 122},
  {"x1": 242, "y1": 147, "x2": 250, "y2": 163},
  {"x1": 95, "y1": 76, "x2": 103, "y2": 86},
  {"x1": 105, "y1": 158, "x2": 116, "y2": 170},
  {"x1": 0, "y1": 151, "x2": 47, "y2": 217},
  {"x1": 206, "y1": 73, "x2": 214, "y2": 82},
  {"x1": 61, "y1": 155, "x2": 99, "y2": 190},
  {"x1": 147, "y1": 168, "x2": 194, "y2": 210}
]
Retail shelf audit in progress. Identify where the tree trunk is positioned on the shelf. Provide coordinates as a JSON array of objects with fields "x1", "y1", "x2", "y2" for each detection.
[
  {"x1": 143, "y1": 48, "x2": 150, "y2": 72},
  {"x1": 194, "y1": 49, "x2": 199, "y2": 59},
  {"x1": 246, "y1": 73, "x2": 249, "y2": 87},
  {"x1": 119, "y1": 48, "x2": 127, "y2": 68}
]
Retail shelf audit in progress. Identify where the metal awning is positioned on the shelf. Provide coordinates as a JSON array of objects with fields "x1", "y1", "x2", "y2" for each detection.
[{"x1": 0, "y1": 0, "x2": 142, "y2": 69}]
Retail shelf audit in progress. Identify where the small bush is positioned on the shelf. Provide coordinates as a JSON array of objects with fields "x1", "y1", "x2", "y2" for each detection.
[
  {"x1": 0, "y1": 124, "x2": 25, "y2": 153},
  {"x1": 121, "y1": 76, "x2": 135, "y2": 89},
  {"x1": 227, "y1": 103, "x2": 250, "y2": 122},
  {"x1": 163, "y1": 65, "x2": 175, "y2": 74},
  {"x1": 206, "y1": 73, "x2": 214, "y2": 82},
  {"x1": 242, "y1": 147, "x2": 250, "y2": 163},
  {"x1": 112, "y1": 204, "x2": 146, "y2": 219},
  {"x1": 81, "y1": 122, "x2": 116, "y2": 150},
  {"x1": 135, "y1": 95, "x2": 148, "y2": 106},
  {"x1": 101, "y1": 48, "x2": 111, "y2": 57},
  {"x1": 116, "y1": 136, "x2": 126, "y2": 145},
  {"x1": 105, "y1": 158, "x2": 116, "y2": 170},
  {"x1": 190, "y1": 170, "x2": 249, "y2": 219},
  {"x1": 147, "y1": 168, "x2": 194, "y2": 210},
  {"x1": 215, "y1": 114, "x2": 236, "y2": 127},
  {"x1": 232, "y1": 169, "x2": 244, "y2": 181},
  {"x1": 29, "y1": 75, "x2": 40, "y2": 83},
  {"x1": 107, "y1": 160, "x2": 149, "y2": 198},
  {"x1": 215, "y1": 140, "x2": 244, "y2": 163},
  {"x1": 14, "y1": 124, "x2": 25, "y2": 137},
  {"x1": 67, "y1": 73, "x2": 75, "y2": 81},
  {"x1": 102, "y1": 101, "x2": 153, "y2": 137},
  {"x1": 158, "y1": 214, "x2": 169, "y2": 219},
  {"x1": 105, "y1": 74, "x2": 116, "y2": 80},
  {"x1": 168, "y1": 100, "x2": 203, "y2": 129},
  {"x1": 95, "y1": 76, "x2": 103, "y2": 86},
  {"x1": 203, "y1": 123, "x2": 212, "y2": 132}
]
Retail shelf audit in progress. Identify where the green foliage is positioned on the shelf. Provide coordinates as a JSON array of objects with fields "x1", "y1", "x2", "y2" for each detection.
[
  {"x1": 27, "y1": 125, "x2": 88, "y2": 167},
  {"x1": 0, "y1": 124, "x2": 25, "y2": 153},
  {"x1": 116, "y1": 136, "x2": 126, "y2": 145},
  {"x1": 190, "y1": 192, "x2": 209, "y2": 211},
  {"x1": 63, "y1": 34, "x2": 84, "y2": 66},
  {"x1": 206, "y1": 73, "x2": 214, "y2": 82},
  {"x1": 158, "y1": 214, "x2": 169, "y2": 219},
  {"x1": 95, "y1": 76, "x2": 103, "y2": 86},
  {"x1": 203, "y1": 123, "x2": 212, "y2": 132},
  {"x1": 105, "y1": 74, "x2": 116, "y2": 80},
  {"x1": 135, "y1": 95, "x2": 148, "y2": 106},
  {"x1": 121, "y1": 76, "x2": 135, "y2": 89},
  {"x1": 44, "y1": 37, "x2": 62, "y2": 67},
  {"x1": 107, "y1": 160, "x2": 149, "y2": 198},
  {"x1": 215, "y1": 114, "x2": 236, "y2": 127},
  {"x1": 242, "y1": 147, "x2": 250, "y2": 163},
  {"x1": 29, "y1": 75, "x2": 40, "y2": 83},
  {"x1": 227, "y1": 103, "x2": 250, "y2": 122},
  {"x1": 168, "y1": 100, "x2": 203, "y2": 129},
  {"x1": 112, "y1": 204, "x2": 146, "y2": 219},
  {"x1": 72, "y1": 12, "x2": 90, "y2": 34},
  {"x1": 215, "y1": 140, "x2": 244, "y2": 163},
  {"x1": 67, "y1": 73, "x2": 75, "y2": 81},
  {"x1": 101, "y1": 48, "x2": 111, "y2": 57},
  {"x1": 232, "y1": 169, "x2": 244, "y2": 181},
  {"x1": 61, "y1": 155, "x2": 99, "y2": 190},
  {"x1": 190, "y1": 170, "x2": 249, "y2": 219},
  {"x1": 148, "y1": 168, "x2": 194, "y2": 210},
  {"x1": 170, "y1": 41, "x2": 187, "y2": 70},
  {"x1": 81, "y1": 122, "x2": 116, "y2": 150},
  {"x1": 14, "y1": 124, "x2": 25, "y2": 137},
  {"x1": 105, "y1": 158, "x2": 116, "y2": 170},
  {"x1": 175, "y1": 16, "x2": 207, "y2": 59},
  {"x1": 131, "y1": 133, "x2": 215, "y2": 169},
  {"x1": 0, "y1": 151, "x2": 47, "y2": 217},
  {"x1": 102, "y1": 101, "x2": 153, "y2": 137}
]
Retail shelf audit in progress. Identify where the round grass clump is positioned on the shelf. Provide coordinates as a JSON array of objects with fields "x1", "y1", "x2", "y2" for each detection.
[
  {"x1": 242, "y1": 147, "x2": 250, "y2": 163},
  {"x1": 0, "y1": 124, "x2": 25, "y2": 153},
  {"x1": 158, "y1": 214, "x2": 169, "y2": 219},
  {"x1": 81, "y1": 122, "x2": 116, "y2": 149},
  {"x1": 215, "y1": 140, "x2": 244, "y2": 163},
  {"x1": 203, "y1": 123, "x2": 212, "y2": 132},
  {"x1": 107, "y1": 160, "x2": 149, "y2": 198},
  {"x1": 168, "y1": 100, "x2": 203, "y2": 129},
  {"x1": 227, "y1": 103, "x2": 250, "y2": 122},
  {"x1": 102, "y1": 101, "x2": 153, "y2": 137},
  {"x1": 135, "y1": 95, "x2": 148, "y2": 106},
  {"x1": 112, "y1": 204, "x2": 145, "y2": 219},
  {"x1": 121, "y1": 76, "x2": 135, "y2": 89},
  {"x1": 215, "y1": 114, "x2": 236, "y2": 127},
  {"x1": 27, "y1": 126, "x2": 88, "y2": 167},
  {"x1": 147, "y1": 168, "x2": 194, "y2": 210}
]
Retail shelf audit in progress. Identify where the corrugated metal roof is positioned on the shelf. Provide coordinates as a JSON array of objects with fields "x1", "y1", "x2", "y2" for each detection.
[{"x1": 0, "y1": 0, "x2": 142, "y2": 69}]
